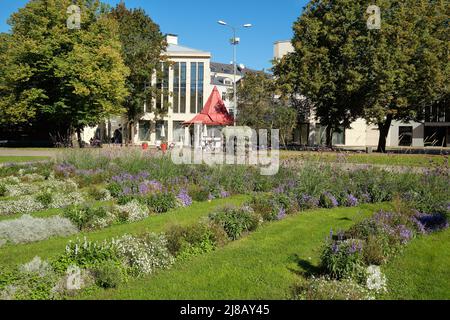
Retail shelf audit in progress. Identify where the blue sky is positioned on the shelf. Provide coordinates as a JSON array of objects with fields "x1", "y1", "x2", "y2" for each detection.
[{"x1": 0, "y1": 0, "x2": 308, "y2": 70}]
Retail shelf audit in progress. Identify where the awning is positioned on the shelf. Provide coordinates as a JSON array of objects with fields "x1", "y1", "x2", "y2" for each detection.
[{"x1": 184, "y1": 86, "x2": 234, "y2": 126}]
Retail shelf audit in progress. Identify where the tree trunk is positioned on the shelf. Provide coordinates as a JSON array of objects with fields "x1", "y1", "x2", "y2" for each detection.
[
  {"x1": 76, "y1": 128, "x2": 84, "y2": 148},
  {"x1": 325, "y1": 125, "x2": 333, "y2": 148},
  {"x1": 130, "y1": 122, "x2": 135, "y2": 146},
  {"x1": 377, "y1": 114, "x2": 393, "y2": 153}
]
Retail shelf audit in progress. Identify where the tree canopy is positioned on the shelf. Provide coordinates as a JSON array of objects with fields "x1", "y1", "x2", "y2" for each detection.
[
  {"x1": 274, "y1": 0, "x2": 449, "y2": 151},
  {"x1": 0, "y1": 0, "x2": 130, "y2": 146}
]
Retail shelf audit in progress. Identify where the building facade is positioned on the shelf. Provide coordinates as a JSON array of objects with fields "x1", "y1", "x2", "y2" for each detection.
[{"x1": 274, "y1": 40, "x2": 450, "y2": 148}]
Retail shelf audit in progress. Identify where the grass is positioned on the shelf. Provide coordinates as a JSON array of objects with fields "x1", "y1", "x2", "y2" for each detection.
[
  {"x1": 0, "y1": 156, "x2": 50, "y2": 164},
  {"x1": 382, "y1": 228, "x2": 450, "y2": 300},
  {"x1": 280, "y1": 151, "x2": 448, "y2": 167},
  {"x1": 0, "y1": 195, "x2": 248, "y2": 268},
  {"x1": 82, "y1": 203, "x2": 392, "y2": 300}
]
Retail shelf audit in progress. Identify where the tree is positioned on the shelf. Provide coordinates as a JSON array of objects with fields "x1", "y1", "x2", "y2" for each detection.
[
  {"x1": 0, "y1": 0, "x2": 129, "y2": 147},
  {"x1": 274, "y1": 0, "x2": 368, "y2": 147},
  {"x1": 110, "y1": 2, "x2": 167, "y2": 144},
  {"x1": 235, "y1": 71, "x2": 297, "y2": 147},
  {"x1": 362, "y1": 0, "x2": 449, "y2": 151},
  {"x1": 274, "y1": 0, "x2": 448, "y2": 151}
]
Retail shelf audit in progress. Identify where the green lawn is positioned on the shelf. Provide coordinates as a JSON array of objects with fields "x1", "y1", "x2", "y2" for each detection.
[
  {"x1": 382, "y1": 228, "x2": 450, "y2": 300},
  {"x1": 82, "y1": 203, "x2": 392, "y2": 300},
  {"x1": 0, "y1": 195, "x2": 248, "y2": 268},
  {"x1": 280, "y1": 151, "x2": 447, "y2": 167},
  {"x1": 0, "y1": 156, "x2": 50, "y2": 164}
]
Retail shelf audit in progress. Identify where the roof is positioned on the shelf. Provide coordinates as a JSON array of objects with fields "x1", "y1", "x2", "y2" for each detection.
[
  {"x1": 210, "y1": 62, "x2": 258, "y2": 77},
  {"x1": 211, "y1": 75, "x2": 233, "y2": 87},
  {"x1": 167, "y1": 44, "x2": 210, "y2": 56},
  {"x1": 184, "y1": 87, "x2": 234, "y2": 126}
]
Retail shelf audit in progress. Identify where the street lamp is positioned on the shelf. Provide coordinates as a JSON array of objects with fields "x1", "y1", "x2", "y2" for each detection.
[{"x1": 217, "y1": 20, "x2": 252, "y2": 126}]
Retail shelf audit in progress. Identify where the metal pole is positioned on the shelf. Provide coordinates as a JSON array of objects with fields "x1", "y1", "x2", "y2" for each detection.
[{"x1": 233, "y1": 27, "x2": 237, "y2": 127}]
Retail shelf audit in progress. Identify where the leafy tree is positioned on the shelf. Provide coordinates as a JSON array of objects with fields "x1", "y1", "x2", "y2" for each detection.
[
  {"x1": 0, "y1": 0, "x2": 129, "y2": 147},
  {"x1": 235, "y1": 71, "x2": 297, "y2": 147},
  {"x1": 274, "y1": 0, "x2": 448, "y2": 151},
  {"x1": 110, "y1": 2, "x2": 167, "y2": 144}
]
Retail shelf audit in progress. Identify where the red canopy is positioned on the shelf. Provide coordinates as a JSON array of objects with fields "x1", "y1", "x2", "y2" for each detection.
[{"x1": 184, "y1": 86, "x2": 234, "y2": 126}]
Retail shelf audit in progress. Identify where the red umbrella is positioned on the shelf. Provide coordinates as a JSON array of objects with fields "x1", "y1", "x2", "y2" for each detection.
[{"x1": 184, "y1": 86, "x2": 234, "y2": 126}]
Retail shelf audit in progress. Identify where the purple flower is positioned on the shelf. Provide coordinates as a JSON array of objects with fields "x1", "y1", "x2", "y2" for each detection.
[
  {"x1": 332, "y1": 242, "x2": 339, "y2": 253},
  {"x1": 299, "y1": 194, "x2": 319, "y2": 209},
  {"x1": 413, "y1": 212, "x2": 449, "y2": 234},
  {"x1": 322, "y1": 192, "x2": 339, "y2": 208},
  {"x1": 208, "y1": 193, "x2": 215, "y2": 201},
  {"x1": 397, "y1": 225, "x2": 413, "y2": 244},
  {"x1": 277, "y1": 207, "x2": 286, "y2": 220},
  {"x1": 220, "y1": 190, "x2": 230, "y2": 198},
  {"x1": 177, "y1": 189, "x2": 193, "y2": 207},
  {"x1": 346, "y1": 194, "x2": 359, "y2": 207}
]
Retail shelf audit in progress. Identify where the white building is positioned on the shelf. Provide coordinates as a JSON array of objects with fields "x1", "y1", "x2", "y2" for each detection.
[{"x1": 274, "y1": 40, "x2": 450, "y2": 148}]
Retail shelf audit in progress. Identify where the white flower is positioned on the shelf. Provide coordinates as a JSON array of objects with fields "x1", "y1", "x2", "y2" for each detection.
[{"x1": 366, "y1": 265, "x2": 387, "y2": 293}]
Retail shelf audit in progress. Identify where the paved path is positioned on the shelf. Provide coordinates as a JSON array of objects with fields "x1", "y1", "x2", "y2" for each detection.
[{"x1": 0, "y1": 148, "x2": 60, "y2": 158}]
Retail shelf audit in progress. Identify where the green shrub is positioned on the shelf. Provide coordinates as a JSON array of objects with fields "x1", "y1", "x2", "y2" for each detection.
[
  {"x1": 0, "y1": 184, "x2": 6, "y2": 197},
  {"x1": 92, "y1": 260, "x2": 126, "y2": 289},
  {"x1": 208, "y1": 205, "x2": 261, "y2": 240},
  {"x1": 107, "y1": 182, "x2": 123, "y2": 198},
  {"x1": 294, "y1": 277, "x2": 373, "y2": 300},
  {"x1": 320, "y1": 238, "x2": 366, "y2": 281},
  {"x1": 143, "y1": 192, "x2": 177, "y2": 213},
  {"x1": 87, "y1": 186, "x2": 111, "y2": 201},
  {"x1": 165, "y1": 222, "x2": 228, "y2": 257},
  {"x1": 63, "y1": 205, "x2": 109, "y2": 230},
  {"x1": 188, "y1": 185, "x2": 210, "y2": 202},
  {"x1": 35, "y1": 191, "x2": 53, "y2": 207}
]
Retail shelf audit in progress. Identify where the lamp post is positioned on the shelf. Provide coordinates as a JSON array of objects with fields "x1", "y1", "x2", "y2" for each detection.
[{"x1": 217, "y1": 20, "x2": 252, "y2": 126}]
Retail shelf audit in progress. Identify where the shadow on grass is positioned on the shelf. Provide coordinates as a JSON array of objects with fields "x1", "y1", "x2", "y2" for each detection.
[{"x1": 287, "y1": 253, "x2": 321, "y2": 278}]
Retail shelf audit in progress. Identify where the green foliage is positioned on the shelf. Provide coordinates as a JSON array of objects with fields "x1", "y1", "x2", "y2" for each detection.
[
  {"x1": 143, "y1": 193, "x2": 177, "y2": 214},
  {"x1": 208, "y1": 205, "x2": 261, "y2": 240},
  {"x1": 320, "y1": 238, "x2": 366, "y2": 281},
  {"x1": 110, "y1": 3, "x2": 167, "y2": 142},
  {"x1": 63, "y1": 205, "x2": 108, "y2": 230},
  {"x1": 35, "y1": 191, "x2": 53, "y2": 207},
  {"x1": 92, "y1": 260, "x2": 126, "y2": 289},
  {"x1": 0, "y1": 184, "x2": 6, "y2": 197},
  {"x1": 0, "y1": 0, "x2": 129, "y2": 142}
]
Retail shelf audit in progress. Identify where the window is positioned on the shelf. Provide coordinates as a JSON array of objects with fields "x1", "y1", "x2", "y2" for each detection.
[
  {"x1": 155, "y1": 121, "x2": 168, "y2": 141},
  {"x1": 222, "y1": 92, "x2": 227, "y2": 101},
  {"x1": 399, "y1": 126, "x2": 412, "y2": 146},
  {"x1": 156, "y1": 63, "x2": 169, "y2": 111},
  {"x1": 180, "y1": 62, "x2": 186, "y2": 113},
  {"x1": 197, "y1": 62, "x2": 204, "y2": 113},
  {"x1": 173, "y1": 63, "x2": 179, "y2": 113},
  {"x1": 173, "y1": 121, "x2": 185, "y2": 144},
  {"x1": 190, "y1": 62, "x2": 197, "y2": 113},
  {"x1": 138, "y1": 121, "x2": 151, "y2": 141}
]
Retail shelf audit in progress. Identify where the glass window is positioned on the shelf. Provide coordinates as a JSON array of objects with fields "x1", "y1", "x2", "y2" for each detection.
[
  {"x1": 222, "y1": 92, "x2": 227, "y2": 101},
  {"x1": 155, "y1": 121, "x2": 168, "y2": 141},
  {"x1": 190, "y1": 62, "x2": 197, "y2": 113},
  {"x1": 163, "y1": 63, "x2": 169, "y2": 110},
  {"x1": 197, "y1": 62, "x2": 204, "y2": 113},
  {"x1": 138, "y1": 121, "x2": 151, "y2": 141},
  {"x1": 173, "y1": 121, "x2": 185, "y2": 144},
  {"x1": 315, "y1": 125, "x2": 345, "y2": 145},
  {"x1": 173, "y1": 63, "x2": 179, "y2": 113},
  {"x1": 180, "y1": 62, "x2": 186, "y2": 113},
  {"x1": 399, "y1": 126, "x2": 413, "y2": 146}
]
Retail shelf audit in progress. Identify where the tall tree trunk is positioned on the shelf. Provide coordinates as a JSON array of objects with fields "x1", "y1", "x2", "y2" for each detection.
[
  {"x1": 130, "y1": 121, "x2": 135, "y2": 145},
  {"x1": 325, "y1": 125, "x2": 333, "y2": 148},
  {"x1": 76, "y1": 128, "x2": 84, "y2": 148},
  {"x1": 377, "y1": 114, "x2": 393, "y2": 153}
]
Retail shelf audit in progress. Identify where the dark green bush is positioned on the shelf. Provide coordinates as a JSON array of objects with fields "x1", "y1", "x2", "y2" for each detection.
[
  {"x1": 35, "y1": 191, "x2": 53, "y2": 207},
  {"x1": 320, "y1": 238, "x2": 366, "y2": 281},
  {"x1": 107, "y1": 182, "x2": 123, "y2": 198},
  {"x1": 92, "y1": 260, "x2": 126, "y2": 289},
  {"x1": 208, "y1": 205, "x2": 261, "y2": 240},
  {"x1": 143, "y1": 193, "x2": 178, "y2": 214},
  {"x1": 63, "y1": 205, "x2": 108, "y2": 230},
  {"x1": 0, "y1": 184, "x2": 6, "y2": 197}
]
